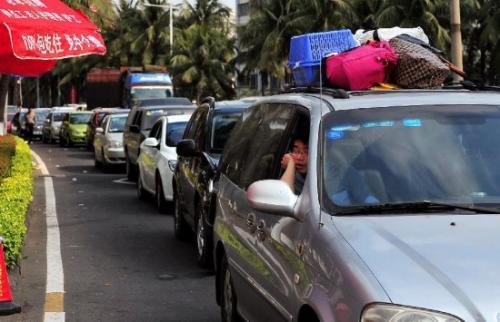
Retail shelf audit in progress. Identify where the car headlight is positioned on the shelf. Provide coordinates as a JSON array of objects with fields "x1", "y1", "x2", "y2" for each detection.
[
  {"x1": 168, "y1": 160, "x2": 177, "y2": 172},
  {"x1": 108, "y1": 140, "x2": 123, "y2": 148},
  {"x1": 361, "y1": 304, "x2": 463, "y2": 322}
]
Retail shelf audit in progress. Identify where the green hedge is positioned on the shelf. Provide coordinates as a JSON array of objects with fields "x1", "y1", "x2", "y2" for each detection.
[
  {"x1": 0, "y1": 136, "x2": 33, "y2": 268},
  {"x1": 0, "y1": 135, "x2": 16, "y2": 178}
]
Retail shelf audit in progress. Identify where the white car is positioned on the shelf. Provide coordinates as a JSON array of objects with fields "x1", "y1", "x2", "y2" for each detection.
[
  {"x1": 137, "y1": 114, "x2": 191, "y2": 213},
  {"x1": 93, "y1": 113, "x2": 128, "y2": 170}
]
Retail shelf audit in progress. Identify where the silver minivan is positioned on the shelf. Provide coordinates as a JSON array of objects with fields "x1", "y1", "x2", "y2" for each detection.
[{"x1": 213, "y1": 89, "x2": 500, "y2": 322}]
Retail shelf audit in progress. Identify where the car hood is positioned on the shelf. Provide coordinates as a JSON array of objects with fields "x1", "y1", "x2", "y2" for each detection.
[{"x1": 333, "y1": 214, "x2": 500, "y2": 321}]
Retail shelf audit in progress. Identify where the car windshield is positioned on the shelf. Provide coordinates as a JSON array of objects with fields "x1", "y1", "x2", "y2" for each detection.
[
  {"x1": 53, "y1": 113, "x2": 65, "y2": 122},
  {"x1": 210, "y1": 111, "x2": 242, "y2": 153},
  {"x1": 322, "y1": 105, "x2": 500, "y2": 212},
  {"x1": 108, "y1": 116, "x2": 127, "y2": 133},
  {"x1": 131, "y1": 87, "x2": 172, "y2": 100},
  {"x1": 70, "y1": 113, "x2": 91, "y2": 124}
]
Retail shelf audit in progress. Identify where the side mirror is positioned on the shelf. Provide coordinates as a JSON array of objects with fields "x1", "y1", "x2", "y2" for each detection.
[
  {"x1": 96, "y1": 127, "x2": 104, "y2": 134},
  {"x1": 176, "y1": 139, "x2": 197, "y2": 157},
  {"x1": 246, "y1": 180, "x2": 299, "y2": 218},
  {"x1": 143, "y1": 137, "x2": 159, "y2": 148},
  {"x1": 129, "y1": 124, "x2": 140, "y2": 133}
]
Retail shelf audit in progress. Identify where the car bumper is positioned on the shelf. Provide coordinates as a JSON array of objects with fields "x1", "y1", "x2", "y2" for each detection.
[
  {"x1": 69, "y1": 134, "x2": 86, "y2": 143},
  {"x1": 104, "y1": 147, "x2": 126, "y2": 164}
]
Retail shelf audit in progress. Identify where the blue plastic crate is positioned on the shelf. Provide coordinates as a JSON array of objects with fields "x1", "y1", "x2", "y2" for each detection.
[{"x1": 289, "y1": 30, "x2": 357, "y2": 86}]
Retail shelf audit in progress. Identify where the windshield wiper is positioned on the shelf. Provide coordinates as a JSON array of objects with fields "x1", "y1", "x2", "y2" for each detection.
[{"x1": 335, "y1": 201, "x2": 499, "y2": 215}]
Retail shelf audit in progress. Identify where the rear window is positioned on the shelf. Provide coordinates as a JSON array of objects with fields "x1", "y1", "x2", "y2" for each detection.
[
  {"x1": 108, "y1": 116, "x2": 127, "y2": 133},
  {"x1": 142, "y1": 108, "x2": 193, "y2": 131},
  {"x1": 166, "y1": 121, "x2": 188, "y2": 147},
  {"x1": 53, "y1": 113, "x2": 65, "y2": 122},
  {"x1": 70, "y1": 114, "x2": 91, "y2": 124}
]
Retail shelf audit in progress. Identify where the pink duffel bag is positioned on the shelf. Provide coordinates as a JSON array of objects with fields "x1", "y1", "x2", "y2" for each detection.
[{"x1": 325, "y1": 41, "x2": 398, "y2": 90}]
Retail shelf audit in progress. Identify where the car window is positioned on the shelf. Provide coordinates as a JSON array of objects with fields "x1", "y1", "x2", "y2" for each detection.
[
  {"x1": 210, "y1": 110, "x2": 243, "y2": 153},
  {"x1": 70, "y1": 114, "x2": 91, "y2": 124},
  {"x1": 108, "y1": 116, "x2": 127, "y2": 133},
  {"x1": 193, "y1": 106, "x2": 208, "y2": 148},
  {"x1": 322, "y1": 105, "x2": 500, "y2": 210},
  {"x1": 149, "y1": 121, "x2": 161, "y2": 138},
  {"x1": 220, "y1": 105, "x2": 263, "y2": 187},
  {"x1": 239, "y1": 103, "x2": 296, "y2": 189},
  {"x1": 53, "y1": 113, "x2": 65, "y2": 122},
  {"x1": 184, "y1": 109, "x2": 202, "y2": 140},
  {"x1": 166, "y1": 121, "x2": 188, "y2": 147}
]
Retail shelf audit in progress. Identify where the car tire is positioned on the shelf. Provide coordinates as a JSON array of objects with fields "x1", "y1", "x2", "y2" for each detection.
[
  {"x1": 155, "y1": 176, "x2": 169, "y2": 214},
  {"x1": 196, "y1": 200, "x2": 213, "y2": 268},
  {"x1": 174, "y1": 191, "x2": 190, "y2": 240},
  {"x1": 126, "y1": 155, "x2": 137, "y2": 181},
  {"x1": 94, "y1": 149, "x2": 102, "y2": 169},
  {"x1": 59, "y1": 135, "x2": 66, "y2": 147},
  {"x1": 137, "y1": 170, "x2": 146, "y2": 201},
  {"x1": 101, "y1": 148, "x2": 109, "y2": 172},
  {"x1": 220, "y1": 255, "x2": 239, "y2": 322}
]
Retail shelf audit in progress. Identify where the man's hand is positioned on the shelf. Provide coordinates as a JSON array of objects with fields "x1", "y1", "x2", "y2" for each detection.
[{"x1": 281, "y1": 153, "x2": 296, "y2": 169}]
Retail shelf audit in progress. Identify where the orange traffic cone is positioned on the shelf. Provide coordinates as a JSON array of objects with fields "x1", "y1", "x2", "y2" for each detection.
[{"x1": 0, "y1": 237, "x2": 21, "y2": 315}]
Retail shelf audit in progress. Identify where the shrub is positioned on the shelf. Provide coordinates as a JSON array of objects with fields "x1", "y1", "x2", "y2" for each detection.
[
  {"x1": 0, "y1": 137, "x2": 32, "y2": 268},
  {"x1": 0, "y1": 135, "x2": 16, "y2": 178}
]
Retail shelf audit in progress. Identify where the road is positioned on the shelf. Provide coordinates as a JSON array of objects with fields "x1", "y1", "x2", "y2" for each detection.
[{"x1": 10, "y1": 142, "x2": 219, "y2": 322}]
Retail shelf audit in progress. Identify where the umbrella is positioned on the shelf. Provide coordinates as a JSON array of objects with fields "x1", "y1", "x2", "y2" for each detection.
[{"x1": 0, "y1": 0, "x2": 106, "y2": 76}]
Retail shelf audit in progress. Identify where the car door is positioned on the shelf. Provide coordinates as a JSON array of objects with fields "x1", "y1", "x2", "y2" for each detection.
[
  {"x1": 129, "y1": 110, "x2": 143, "y2": 164},
  {"x1": 93, "y1": 116, "x2": 107, "y2": 156},
  {"x1": 141, "y1": 121, "x2": 161, "y2": 192},
  {"x1": 177, "y1": 106, "x2": 208, "y2": 225},
  {"x1": 217, "y1": 104, "x2": 277, "y2": 321}
]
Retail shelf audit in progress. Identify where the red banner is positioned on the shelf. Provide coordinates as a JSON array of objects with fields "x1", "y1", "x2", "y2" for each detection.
[{"x1": 0, "y1": 0, "x2": 106, "y2": 75}]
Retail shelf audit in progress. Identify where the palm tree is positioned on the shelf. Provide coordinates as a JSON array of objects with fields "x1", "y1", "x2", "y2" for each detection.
[
  {"x1": 374, "y1": 0, "x2": 450, "y2": 49},
  {"x1": 171, "y1": 23, "x2": 236, "y2": 102},
  {"x1": 238, "y1": 0, "x2": 304, "y2": 80}
]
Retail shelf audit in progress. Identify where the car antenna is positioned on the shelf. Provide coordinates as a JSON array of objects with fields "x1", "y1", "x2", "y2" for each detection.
[{"x1": 318, "y1": 58, "x2": 325, "y2": 229}]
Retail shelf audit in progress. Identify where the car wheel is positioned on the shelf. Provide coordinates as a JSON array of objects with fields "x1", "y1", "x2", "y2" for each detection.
[
  {"x1": 196, "y1": 200, "x2": 213, "y2": 268},
  {"x1": 101, "y1": 148, "x2": 109, "y2": 172},
  {"x1": 94, "y1": 149, "x2": 102, "y2": 169},
  {"x1": 174, "y1": 191, "x2": 190, "y2": 240},
  {"x1": 220, "y1": 255, "x2": 239, "y2": 322},
  {"x1": 59, "y1": 135, "x2": 65, "y2": 147},
  {"x1": 126, "y1": 155, "x2": 137, "y2": 181},
  {"x1": 155, "y1": 176, "x2": 169, "y2": 214},
  {"x1": 137, "y1": 170, "x2": 146, "y2": 201}
]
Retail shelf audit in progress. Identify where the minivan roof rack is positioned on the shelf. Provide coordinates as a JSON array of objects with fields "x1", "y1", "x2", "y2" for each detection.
[{"x1": 281, "y1": 85, "x2": 350, "y2": 99}]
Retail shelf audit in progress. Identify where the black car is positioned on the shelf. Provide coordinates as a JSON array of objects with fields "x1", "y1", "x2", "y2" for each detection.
[
  {"x1": 174, "y1": 97, "x2": 258, "y2": 267},
  {"x1": 124, "y1": 103, "x2": 196, "y2": 181}
]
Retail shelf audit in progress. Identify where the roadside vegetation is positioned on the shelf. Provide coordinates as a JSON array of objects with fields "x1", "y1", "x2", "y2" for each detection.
[{"x1": 0, "y1": 136, "x2": 33, "y2": 268}]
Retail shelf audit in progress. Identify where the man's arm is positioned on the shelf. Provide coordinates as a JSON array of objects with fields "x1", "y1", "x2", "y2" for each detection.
[{"x1": 280, "y1": 154, "x2": 296, "y2": 192}]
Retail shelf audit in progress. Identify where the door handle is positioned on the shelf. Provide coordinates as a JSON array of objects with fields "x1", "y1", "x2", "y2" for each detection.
[
  {"x1": 256, "y1": 219, "x2": 266, "y2": 242},
  {"x1": 247, "y1": 213, "x2": 256, "y2": 234}
]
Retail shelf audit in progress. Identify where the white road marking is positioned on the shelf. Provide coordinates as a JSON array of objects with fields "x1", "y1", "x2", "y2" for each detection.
[
  {"x1": 113, "y1": 178, "x2": 136, "y2": 185},
  {"x1": 30, "y1": 151, "x2": 65, "y2": 322}
]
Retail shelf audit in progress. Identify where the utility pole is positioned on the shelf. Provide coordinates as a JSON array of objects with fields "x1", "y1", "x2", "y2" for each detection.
[
  {"x1": 144, "y1": 1, "x2": 173, "y2": 56},
  {"x1": 450, "y1": 0, "x2": 463, "y2": 81}
]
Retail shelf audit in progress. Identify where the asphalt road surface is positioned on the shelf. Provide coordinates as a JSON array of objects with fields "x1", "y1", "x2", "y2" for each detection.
[{"x1": 11, "y1": 142, "x2": 219, "y2": 322}]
